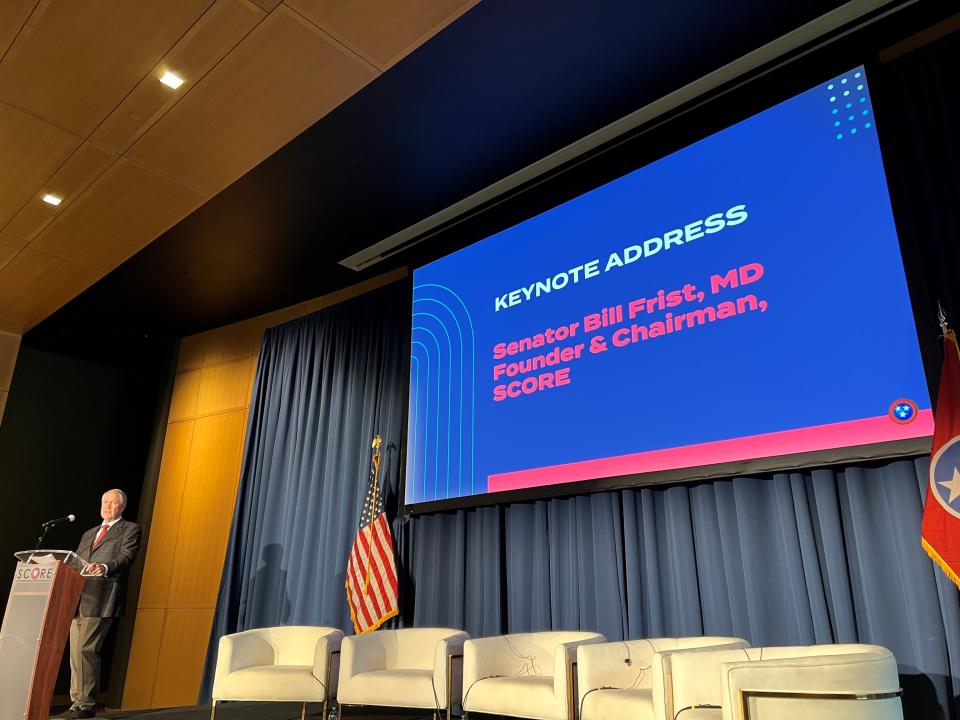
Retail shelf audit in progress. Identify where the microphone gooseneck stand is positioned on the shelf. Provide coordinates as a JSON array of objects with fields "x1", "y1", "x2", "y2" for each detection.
[
  {"x1": 33, "y1": 516, "x2": 73, "y2": 551},
  {"x1": 34, "y1": 524, "x2": 51, "y2": 551}
]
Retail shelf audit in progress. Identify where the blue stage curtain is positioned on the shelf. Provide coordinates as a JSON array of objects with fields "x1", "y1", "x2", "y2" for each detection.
[
  {"x1": 200, "y1": 283, "x2": 409, "y2": 701},
  {"x1": 398, "y1": 460, "x2": 960, "y2": 719},
  {"x1": 200, "y1": 280, "x2": 960, "y2": 717}
]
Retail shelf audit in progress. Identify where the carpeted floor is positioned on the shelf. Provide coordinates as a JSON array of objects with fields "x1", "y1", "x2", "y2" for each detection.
[
  {"x1": 81, "y1": 702, "x2": 506, "y2": 720},
  {"x1": 99, "y1": 705, "x2": 433, "y2": 720}
]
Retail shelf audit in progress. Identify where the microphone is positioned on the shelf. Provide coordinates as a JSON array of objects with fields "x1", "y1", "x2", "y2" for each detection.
[{"x1": 41, "y1": 514, "x2": 76, "y2": 527}]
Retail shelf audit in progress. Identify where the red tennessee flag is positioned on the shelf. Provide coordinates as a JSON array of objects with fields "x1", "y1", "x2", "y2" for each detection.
[{"x1": 922, "y1": 331, "x2": 960, "y2": 588}]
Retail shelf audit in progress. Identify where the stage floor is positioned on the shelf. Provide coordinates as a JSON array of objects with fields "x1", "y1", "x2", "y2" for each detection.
[{"x1": 97, "y1": 703, "x2": 494, "y2": 720}]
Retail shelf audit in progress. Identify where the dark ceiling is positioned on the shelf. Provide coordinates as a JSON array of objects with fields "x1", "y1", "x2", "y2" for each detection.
[{"x1": 29, "y1": 0, "x2": 950, "y2": 344}]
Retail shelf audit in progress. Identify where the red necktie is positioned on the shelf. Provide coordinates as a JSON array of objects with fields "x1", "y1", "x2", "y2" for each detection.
[{"x1": 93, "y1": 524, "x2": 110, "y2": 547}]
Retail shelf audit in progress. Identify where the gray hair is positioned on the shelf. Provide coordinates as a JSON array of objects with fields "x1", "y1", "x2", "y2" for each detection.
[{"x1": 103, "y1": 489, "x2": 128, "y2": 507}]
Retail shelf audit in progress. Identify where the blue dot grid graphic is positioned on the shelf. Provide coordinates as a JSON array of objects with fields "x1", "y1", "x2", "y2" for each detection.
[{"x1": 827, "y1": 69, "x2": 872, "y2": 140}]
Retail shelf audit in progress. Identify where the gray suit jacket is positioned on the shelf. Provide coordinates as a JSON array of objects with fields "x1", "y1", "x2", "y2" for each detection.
[{"x1": 75, "y1": 518, "x2": 142, "y2": 618}]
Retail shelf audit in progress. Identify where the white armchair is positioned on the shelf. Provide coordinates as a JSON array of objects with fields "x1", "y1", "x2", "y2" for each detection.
[
  {"x1": 577, "y1": 637, "x2": 748, "y2": 720},
  {"x1": 211, "y1": 626, "x2": 343, "y2": 720},
  {"x1": 335, "y1": 627, "x2": 468, "y2": 719},
  {"x1": 462, "y1": 631, "x2": 606, "y2": 720},
  {"x1": 658, "y1": 643, "x2": 902, "y2": 720}
]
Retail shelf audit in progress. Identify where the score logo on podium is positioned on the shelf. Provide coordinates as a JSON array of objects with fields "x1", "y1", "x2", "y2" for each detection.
[{"x1": 15, "y1": 566, "x2": 55, "y2": 582}]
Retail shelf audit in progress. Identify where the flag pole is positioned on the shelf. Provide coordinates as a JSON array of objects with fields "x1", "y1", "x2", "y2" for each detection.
[
  {"x1": 363, "y1": 435, "x2": 382, "y2": 594},
  {"x1": 939, "y1": 302, "x2": 958, "y2": 365}
]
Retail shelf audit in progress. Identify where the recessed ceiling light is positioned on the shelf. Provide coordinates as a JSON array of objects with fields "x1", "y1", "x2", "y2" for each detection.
[
  {"x1": 159, "y1": 71, "x2": 184, "y2": 89},
  {"x1": 42, "y1": 194, "x2": 62, "y2": 206}
]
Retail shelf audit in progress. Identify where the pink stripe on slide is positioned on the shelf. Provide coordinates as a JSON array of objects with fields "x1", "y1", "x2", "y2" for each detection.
[{"x1": 487, "y1": 410, "x2": 934, "y2": 493}]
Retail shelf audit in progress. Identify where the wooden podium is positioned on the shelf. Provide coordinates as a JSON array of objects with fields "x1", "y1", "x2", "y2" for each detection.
[{"x1": 0, "y1": 551, "x2": 86, "y2": 720}]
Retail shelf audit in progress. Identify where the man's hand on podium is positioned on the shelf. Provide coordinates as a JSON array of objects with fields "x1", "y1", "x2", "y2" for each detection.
[{"x1": 83, "y1": 563, "x2": 106, "y2": 576}]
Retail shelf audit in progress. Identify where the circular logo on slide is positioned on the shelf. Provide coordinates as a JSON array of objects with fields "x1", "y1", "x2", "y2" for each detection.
[
  {"x1": 889, "y1": 398, "x2": 917, "y2": 424},
  {"x1": 931, "y1": 436, "x2": 960, "y2": 520}
]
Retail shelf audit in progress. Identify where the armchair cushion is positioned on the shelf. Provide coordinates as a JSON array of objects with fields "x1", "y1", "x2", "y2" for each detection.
[
  {"x1": 337, "y1": 628, "x2": 468, "y2": 710},
  {"x1": 578, "y1": 688, "x2": 653, "y2": 720},
  {"x1": 578, "y1": 637, "x2": 747, "y2": 720},
  {"x1": 464, "y1": 676, "x2": 555, "y2": 718},
  {"x1": 212, "y1": 626, "x2": 343, "y2": 703},
  {"x1": 463, "y1": 631, "x2": 605, "y2": 720},
  {"x1": 334, "y1": 668, "x2": 435, "y2": 709},
  {"x1": 215, "y1": 665, "x2": 327, "y2": 703}
]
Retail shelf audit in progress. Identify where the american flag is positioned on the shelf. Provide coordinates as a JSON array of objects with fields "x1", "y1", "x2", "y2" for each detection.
[{"x1": 345, "y1": 435, "x2": 399, "y2": 634}]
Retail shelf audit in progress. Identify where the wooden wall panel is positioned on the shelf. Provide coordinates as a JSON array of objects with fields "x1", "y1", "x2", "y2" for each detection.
[
  {"x1": 121, "y1": 609, "x2": 166, "y2": 710},
  {"x1": 137, "y1": 421, "x2": 194, "y2": 608},
  {"x1": 167, "y1": 369, "x2": 201, "y2": 422},
  {"x1": 178, "y1": 335, "x2": 207, "y2": 372},
  {"x1": 0, "y1": 331, "x2": 20, "y2": 391},
  {"x1": 167, "y1": 410, "x2": 245, "y2": 608},
  {"x1": 201, "y1": 320, "x2": 256, "y2": 367},
  {"x1": 0, "y1": 330, "x2": 17, "y2": 426},
  {"x1": 196, "y1": 358, "x2": 253, "y2": 416},
  {"x1": 151, "y1": 609, "x2": 216, "y2": 709}
]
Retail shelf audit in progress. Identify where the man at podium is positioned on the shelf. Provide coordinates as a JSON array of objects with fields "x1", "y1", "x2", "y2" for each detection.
[{"x1": 61, "y1": 489, "x2": 141, "y2": 720}]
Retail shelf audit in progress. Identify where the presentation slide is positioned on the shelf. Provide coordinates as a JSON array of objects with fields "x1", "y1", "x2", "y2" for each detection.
[{"x1": 406, "y1": 66, "x2": 932, "y2": 507}]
